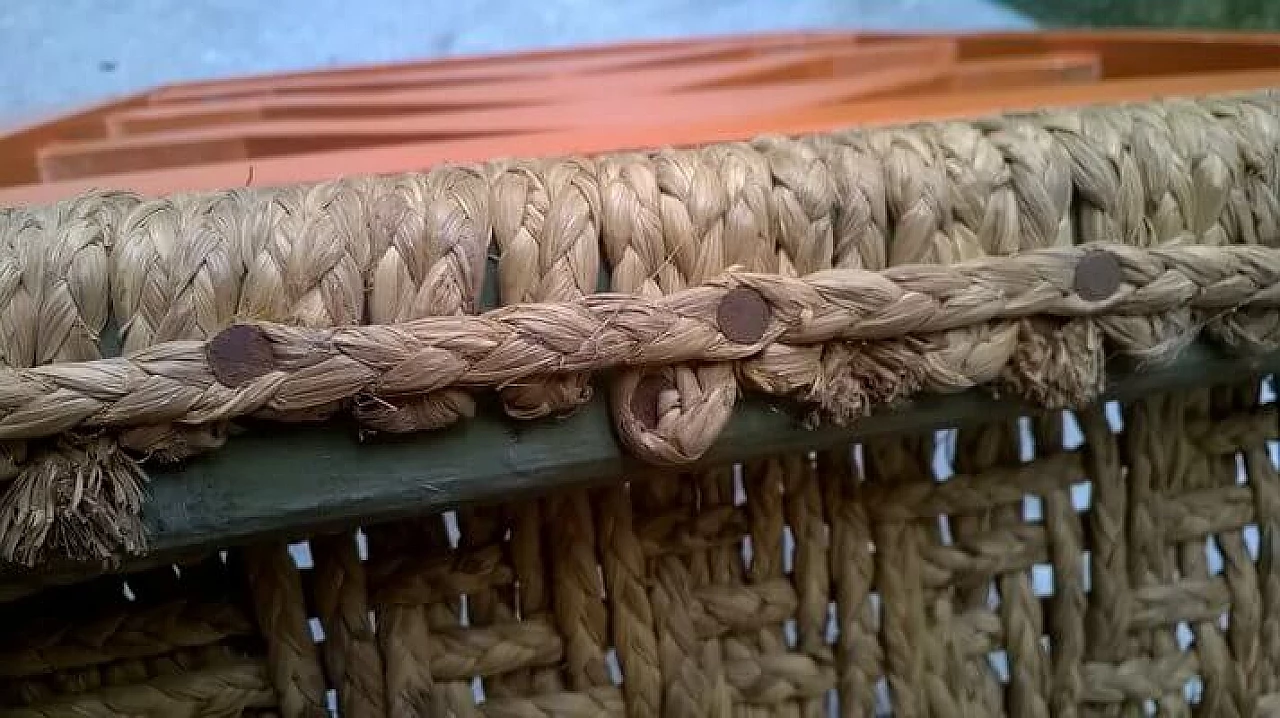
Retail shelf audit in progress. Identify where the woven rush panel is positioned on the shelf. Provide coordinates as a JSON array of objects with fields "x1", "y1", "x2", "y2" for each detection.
[{"x1": 2, "y1": 381, "x2": 1277, "y2": 717}]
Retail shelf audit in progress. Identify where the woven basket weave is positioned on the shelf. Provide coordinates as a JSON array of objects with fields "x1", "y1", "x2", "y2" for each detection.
[
  {"x1": 1, "y1": 387, "x2": 1277, "y2": 716},
  {"x1": 2, "y1": 83, "x2": 1280, "y2": 717}
]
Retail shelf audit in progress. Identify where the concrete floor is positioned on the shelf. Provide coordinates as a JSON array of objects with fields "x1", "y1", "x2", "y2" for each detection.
[{"x1": 1, "y1": 0, "x2": 1031, "y2": 121}]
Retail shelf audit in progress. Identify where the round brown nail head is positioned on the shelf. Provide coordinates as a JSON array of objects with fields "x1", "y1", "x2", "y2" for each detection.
[
  {"x1": 630, "y1": 373, "x2": 675, "y2": 431},
  {"x1": 1074, "y1": 250, "x2": 1122, "y2": 302},
  {"x1": 717, "y1": 286, "x2": 771, "y2": 344},
  {"x1": 208, "y1": 325, "x2": 275, "y2": 388}
]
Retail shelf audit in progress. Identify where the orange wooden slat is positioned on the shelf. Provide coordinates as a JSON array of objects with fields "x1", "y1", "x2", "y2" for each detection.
[
  {"x1": 6, "y1": 67, "x2": 1280, "y2": 206},
  {"x1": 0, "y1": 93, "x2": 149, "y2": 186},
  {"x1": 38, "y1": 66, "x2": 951, "y2": 181},
  {"x1": 861, "y1": 29, "x2": 1280, "y2": 79},
  {"x1": 943, "y1": 52, "x2": 1101, "y2": 92},
  {"x1": 105, "y1": 40, "x2": 956, "y2": 137},
  {"x1": 144, "y1": 31, "x2": 870, "y2": 104}
]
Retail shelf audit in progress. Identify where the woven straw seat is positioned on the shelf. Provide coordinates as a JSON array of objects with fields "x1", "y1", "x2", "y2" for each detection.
[{"x1": 2, "y1": 58, "x2": 1280, "y2": 716}]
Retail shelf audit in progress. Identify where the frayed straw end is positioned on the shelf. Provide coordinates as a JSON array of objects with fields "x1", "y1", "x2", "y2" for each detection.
[
  {"x1": 1097, "y1": 311, "x2": 1198, "y2": 368},
  {"x1": 1208, "y1": 310, "x2": 1280, "y2": 356},
  {"x1": 808, "y1": 341, "x2": 927, "y2": 427},
  {"x1": 0, "y1": 437, "x2": 148, "y2": 567},
  {"x1": 1000, "y1": 317, "x2": 1105, "y2": 410},
  {"x1": 499, "y1": 376, "x2": 593, "y2": 421},
  {"x1": 120, "y1": 424, "x2": 229, "y2": 464},
  {"x1": 354, "y1": 390, "x2": 477, "y2": 434}
]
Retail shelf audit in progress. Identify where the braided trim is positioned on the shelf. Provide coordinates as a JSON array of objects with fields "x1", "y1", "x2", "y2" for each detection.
[
  {"x1": 0, "y1": 243, "x2": 1276, "y2": 448},
  {"x1": 0, "y1": 660, "x2": 275, "y2": 717},
  {"x1": 490, "y1": 158, "x2": 600, "y2": 419},
  {"x1": 0, "y1": 598, "x2": 253, "y2": 678},
  {"x1": 358, "y1": 167, "x2": 491, "y2": 433}
]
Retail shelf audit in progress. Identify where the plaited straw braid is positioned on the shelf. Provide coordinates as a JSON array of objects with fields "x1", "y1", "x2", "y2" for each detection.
[
  {"x1": 111, "y1": 190, "x2": 253, "y2": 462},
  {"x1": 1121, "y1": 392, "x2": 1193, "y2": 713},
  {"x1": 242, "y1": 543, "x2": 328, "y2": 718},
  {"x1": 1027, "y1": 414, "x2": 1087, "y2": 717},
  {"x1": 861, "y1": 435, "x2": 932, "y2": 716},
  {"x1": 633, "y1": 466, "x2": 732, "y2": 718},
  {"x1": 0, "y1": 597, "x2": 253, "y2": 678},
  {"x1": 365, "y1": 524, "x2": 441, "y2": 715},
  {"x1": 452, "y1": 502, "x2": 516, "y2": 700},
  {"x1": 309, "y1": 532, "x2": 386, "y2": 718},
  {"x1": 596, "y1": 485, "x2": 662, "y2": 718},
  {"x1": 0, "y1": 660, "x2": 275, "y2": 717},
  {"x1": 818, "y1": 449, "x2": 880, "y2": 716},
  {"x1": 782, "y1": 132, "x2": 896, "y2": 424},
  {"x1": 600, "y1": 148, "x2": 747, "y2": 465},
  {"x1": 1038, "y1": 102, "x2": 1204, "y2": 367},
  {"x1": 363, "y1": 166, "x2": 490, "y2": 432},
  {"x1": 741, "y1": 457, "x2": 807, "y2": 718},
  {"x1": 885, "y1": 123, "x2": 1026, "y2": 394},
  {"x1": 1, "y1": 644, "x2": 241, "y2": 707},
  {"x1": 480, "y1": 686, "x2": 625, "y2": 718},
  {"x1": 1204, "y1": 94, "x2": 1280, "y2": 354},
  {"x1": 0, "y1": 194, "x2": 144, "y2": 566},
  {"x1": 490, "y1": 157, "x2": 600, "y2": 419},
  {"x1": 0, "y1": 208, "x2": 41, "y2": 481},
  {"x1": 1192, "y1": 388, "x2": 1259, "y2": 714},
  {"x1": 7, "y1": 242, "x2": 1280, "y2": 443},
  {"x1": 366, "y1": 518, "x2": 462, "y2": 715},
  {"x1": 961, "y1": 423, "x2": 1051, "y2": 717}
]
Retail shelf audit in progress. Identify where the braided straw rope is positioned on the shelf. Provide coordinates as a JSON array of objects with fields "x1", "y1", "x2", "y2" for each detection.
[
  {"x1": 2, "y1": 242, "x2": 1280, "y2": 443},
  {"x1": 0, "y1": 660, "x2": 276, "y2": 717}
]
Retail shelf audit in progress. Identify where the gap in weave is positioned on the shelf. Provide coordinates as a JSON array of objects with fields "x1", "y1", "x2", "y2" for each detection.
[
  {"x1": 783, "y1": 617, "x2": 798, "y2": 649},
  {"x1": 873, "y1": 677, "x2": 892, "y2": 716},
  {"x1": 1245, "y1": 524, "x2": 1261, "y2": 561},
  {"x1": 355, "y1": 528, "x2": 368, "y2": 561},
  {"x1": 1072, "y1": 482, "x2": 1093, "y2": 512},
  {"x1": 1185, "y1": 676, "x2": 1205, "y2": 706},
  {"x1": 1017, "y1": 416, "x2": 1036, "y2": 462},
  {"x1": 1023, "y1": 495, "x2": 1043, "y2": 523},
  {"x1": 986, "y1": 648, "x2": 1011, "y2": 684},
  {"x1": 289, "y1": 540, "x2": 313, "y2": 569},
  {"x1": 932, "y1": 429, "x2": 955, "y2": 481},
  {"x1": 1063, "y1": 410, "x2": 1085, "y2": 450},
  {"x1": 1104, "y1": 400, "x2": 1125, "y2": 433},
  {"x1": 936, "y1": 514, "x2": 954, "y2": 546},
  {"x1": 1031, "y1": 564, "x2": 1054, "y2": 597},
  {"x1": 1206, "y1": 535, "x2": 1225, "y2": 576},
  {"x1": 732, "y1": 463, "x2": 746, "y2": 505},
  {"x1": 605, "y1": 648, "x2": 622, "y2": 686},
  {"x1": 782, "y1": 525, "x2": 795, "y2": 574},
  {"x1": 1081, "y1": 551, "x2": 1093, "y2": 593},
  {"x1": 444, "y1": 510, "x2": 461, "y2": 548}
]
